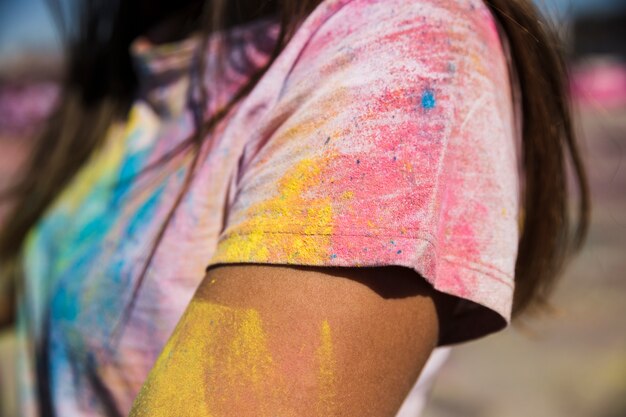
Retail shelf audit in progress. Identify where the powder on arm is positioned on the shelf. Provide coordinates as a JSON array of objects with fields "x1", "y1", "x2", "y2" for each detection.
[{"x1": 129, "y1": 264, "x2": 445, "y2": 416}]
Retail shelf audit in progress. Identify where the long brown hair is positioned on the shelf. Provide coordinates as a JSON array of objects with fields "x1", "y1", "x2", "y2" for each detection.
[{"x1": 0, "y1": 0, "x2": 590, "y2": 328}]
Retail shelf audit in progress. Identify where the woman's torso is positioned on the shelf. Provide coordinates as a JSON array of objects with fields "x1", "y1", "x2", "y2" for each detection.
[
  {"x1": 15, "y1": 0, "x2": 517, "y2": 414},
  {"x1": 18, "y1": 16, "x2": 281, "y2": 416}
]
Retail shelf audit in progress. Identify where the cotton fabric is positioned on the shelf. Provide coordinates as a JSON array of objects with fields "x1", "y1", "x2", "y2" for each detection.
[{"x1": 16, "y1": 0, "x2": 518, "y2": 415}]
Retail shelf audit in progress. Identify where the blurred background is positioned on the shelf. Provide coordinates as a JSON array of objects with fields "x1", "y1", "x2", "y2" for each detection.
[{"x1": 0, "y1": 0, "x2": 625, "y2": 416}]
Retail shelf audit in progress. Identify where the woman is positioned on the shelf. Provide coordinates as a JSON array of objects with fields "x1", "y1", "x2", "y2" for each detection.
[{"x1": 0, "y1": 0, "x2": 589, "y2": 415}]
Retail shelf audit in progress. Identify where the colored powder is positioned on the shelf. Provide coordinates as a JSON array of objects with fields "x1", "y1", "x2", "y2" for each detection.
[
  {"x1": 420, "y1": 89, "x2": 436, "y2": 109},
  {"x1": 129, "y1": 300, "x2": 292, "y2": 417},
  {"x1": 129, "y1": 300, "x2": 222, "y2": 417},
  {"x1": 59, "y1": 122, "x2": 126, "y2": 212},
  {"x1": 223, "y1": 309, "x2": 281, "y2": 415},
  {"x1": 316, "y1": 320, "x2": 337, "y2": 416},
  {"x1": 130, "y1": 301, "x2": 340, "y2": 416},
  {"x1": 214, "y1": 155, "x2": 335, "y2": 263}
]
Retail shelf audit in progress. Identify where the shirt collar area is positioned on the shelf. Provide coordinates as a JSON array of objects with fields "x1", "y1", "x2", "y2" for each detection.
[
  {"x1": 130, "y1": 34, "x2": 201, "y2": 119},
  {"x1": 128, "y1": 16, "x2": 280, "y2": 120}
]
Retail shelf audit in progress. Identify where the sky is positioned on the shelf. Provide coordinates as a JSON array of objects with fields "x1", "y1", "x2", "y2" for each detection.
[
  {"x1": 1, "y1": 0, "x2": 625, "y2": 62},
  {"x1": 0, "y1": 0, "x2": 60, "y2": 61}
]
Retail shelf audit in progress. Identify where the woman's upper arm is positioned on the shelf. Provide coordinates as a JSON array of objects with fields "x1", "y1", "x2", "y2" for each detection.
[{"x1": 129, "y1": 263, "x2": 449, "y2": 417}]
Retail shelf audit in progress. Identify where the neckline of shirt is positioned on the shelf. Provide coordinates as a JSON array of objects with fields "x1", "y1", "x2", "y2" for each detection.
[{"x1": 128, "y1": 15, "x2": 282, "y2": 119}]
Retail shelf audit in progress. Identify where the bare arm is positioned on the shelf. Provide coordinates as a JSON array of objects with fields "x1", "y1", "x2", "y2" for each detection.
[{"x1": 129, "y1": 264, "x2": 453, "y2": 417}]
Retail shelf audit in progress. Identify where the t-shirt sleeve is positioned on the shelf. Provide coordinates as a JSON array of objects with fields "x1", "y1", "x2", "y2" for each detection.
[{"x1": 206, "y1": 0, "x2": 520, "y2": 346}]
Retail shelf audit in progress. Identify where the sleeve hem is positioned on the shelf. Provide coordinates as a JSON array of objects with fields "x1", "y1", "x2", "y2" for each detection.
[{"x1": 206, "y1": 228, "x2": 514, "y2": 346}]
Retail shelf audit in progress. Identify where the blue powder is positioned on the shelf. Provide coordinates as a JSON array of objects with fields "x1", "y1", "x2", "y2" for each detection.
[{"x1": 421, "y1": 90, "x2": 436, "y2": 109}]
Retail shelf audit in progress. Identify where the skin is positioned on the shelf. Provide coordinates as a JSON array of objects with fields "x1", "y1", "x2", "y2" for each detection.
[{"x1": 129, "y1": 264, "x2": 456, "y2": 416}]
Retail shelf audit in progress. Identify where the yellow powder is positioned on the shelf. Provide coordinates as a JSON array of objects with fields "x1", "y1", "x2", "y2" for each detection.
[
  {"x1": 341, "y1": 190, "x2": 354, "y2": 200},
  {"x1": 129, "y1": 300, "x2": 224, "y2": 417},
  {"x1": 61, "y1": 123, "x2": 125, "y2": 211},
  {"x1": 213, "y1": 155, "x2": 335, "y2": 264},
  {"x1": 221, "y1": 309, "x2": 280, "y2": 415},
  {"x1": 218, "y1": 227, "x2": 272, "y2": 262},
  {"x1": 129, "y1": 301, "x2": 295, "y2": 417},
  {"x1": 316, "y1": 320, "x2": 337, "y2": 417},
  {"x1": 206, "y1": 86, "x2": 357, "y2": 267}
]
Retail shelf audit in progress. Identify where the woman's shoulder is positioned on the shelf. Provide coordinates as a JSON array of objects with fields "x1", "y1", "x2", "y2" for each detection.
[
  {"x1": 303, "y1": 0, "x2": 502, "y2": 50},
  {"x1": 284, "y1": 0, "x2": 509, "y2": 90},
  {"x1": 212, "y1": 0, "x2": 519, "y2": 346}
]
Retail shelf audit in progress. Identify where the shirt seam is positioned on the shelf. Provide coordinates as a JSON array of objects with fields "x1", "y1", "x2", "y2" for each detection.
[{"x1": 216, "y1": 228, "x2": 514, "y2": 287}]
